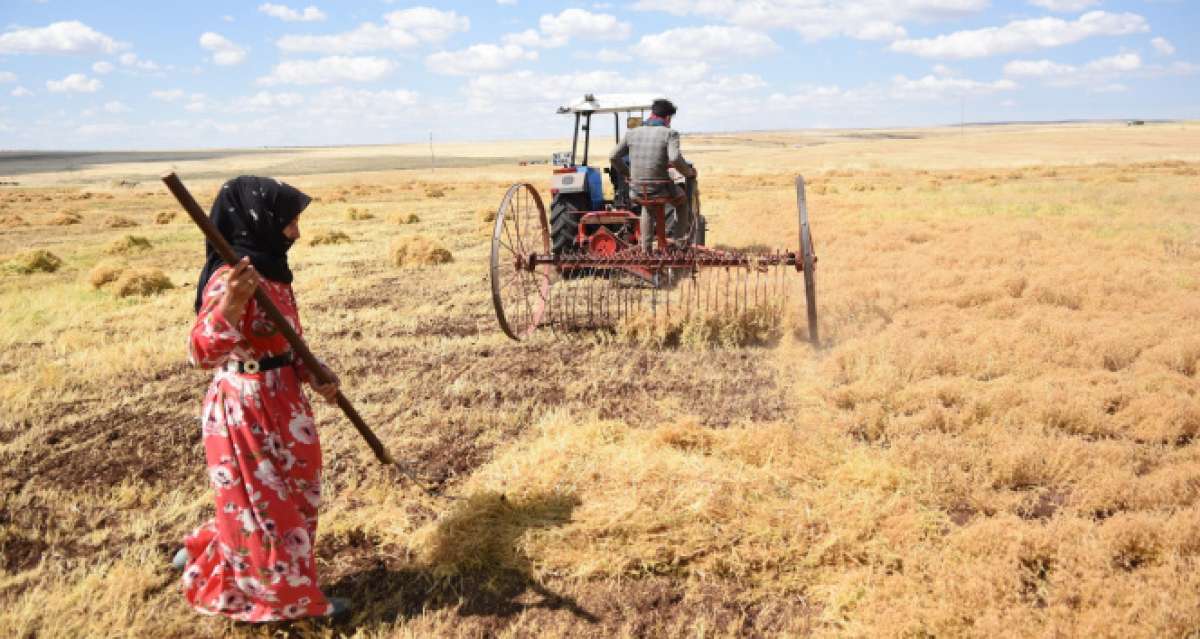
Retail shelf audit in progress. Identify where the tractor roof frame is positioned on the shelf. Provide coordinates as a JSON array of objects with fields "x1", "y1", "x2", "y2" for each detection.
[{"x1": 557, "y1": 94, "x2": 659, "y2": 168}]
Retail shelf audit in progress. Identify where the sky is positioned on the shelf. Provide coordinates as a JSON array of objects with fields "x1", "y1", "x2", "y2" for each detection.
[{"x1": 0, "y1": 0, "x2": 1195, "y2": 150}]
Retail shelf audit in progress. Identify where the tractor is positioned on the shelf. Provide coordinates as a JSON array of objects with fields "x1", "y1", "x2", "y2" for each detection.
[{"x1": 547, "y1": 94, "x2": 705, "y2": 263}]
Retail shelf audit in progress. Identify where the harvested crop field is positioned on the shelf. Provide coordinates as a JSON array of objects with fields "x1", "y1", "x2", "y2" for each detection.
[{"x1": 1, "y1": 122, "x2": 1200, "y2": 637}]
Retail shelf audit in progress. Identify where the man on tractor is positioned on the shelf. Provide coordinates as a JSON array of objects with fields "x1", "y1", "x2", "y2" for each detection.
[{"x1": 608, "y1": 98, "x2": 697, "y2": 252}]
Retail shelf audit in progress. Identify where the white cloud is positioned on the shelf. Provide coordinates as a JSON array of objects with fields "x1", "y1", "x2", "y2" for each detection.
[
  {"x1": 46, "y1": 73, "x2": 102, "y2": 93},
  {"x1": 185, "y1": 94, "x2": 209, "y2": 113},
  {"x1": 92, "y1": 61, "x2": 114, "y2": 74},
  {"x1": 891, "y1": 11, "x2": 1149, "y2": 59},
  {"x1": 307, "y1": 87, "x2": 419, "y2": 115},
  {"x1": 11, "y1": 86, "x2": 33, "y2": 97},
  {"x1": 277, "y1": 7, "x2": 468, "y2": 53},
  {"x1": 103, "y1": 100, "x2": 130, "y2": 113},
  {"x1": 540, "y1": 9, "x2": 631, "y2": 43},
  {"x1": 119, "y1": 52, "x2": 162, "y2": 72},
  {"x1": 502, "y1": 8, "x2": 632, "y2": 48},
  {"x1": 427, "y1": 44, "x2": 537, "y2": 75},
  {"x1": 497, "y1": 0, "x2": 517, "y2": 5},
  {"x1": 595, "y1": 48, "x2": 632, "y2": 63},
  {"x1": 257, "y1": 56, "x2": 394, "y2": 85},
  {"x1": 631, "y1": 0, "x2": 984, "y2": 41},
  {"x1": 0, "y1": 21, "x2": 125, "y2": 55},
  {"x1": 200, "y1": 32, "x2": 247, "y2": 66},
  {"x1": 0, "y1": 71, "x2": 15, "y2": 83},
  {"x1": 238, "y1": 90, "x2": 305, "y2": 112},
  {"x1": 1151, "y1": 37, "x2": 1175, "y2": 56},
  {"x1": 259, "y1": 3, "x2": 327, "y2": 22},
  {"x1": 639, "y1": 26, "x2": 777, "y2": 61},
  {"x1": 1028, "y1": 0, "x2": 1100, "y2": 11},
  {"x1": 151, "y1": 88, "x2": 185, "y2": 101},
  {"x1": 1004, "y1": 52, "x2": 1142, "y2": 91},
  {"x1": 890, "y1": 73, "x2": 1017, "y2": 99},
  {"x1": 223, "y1": 15, "x2": 235, "y2": 23}
]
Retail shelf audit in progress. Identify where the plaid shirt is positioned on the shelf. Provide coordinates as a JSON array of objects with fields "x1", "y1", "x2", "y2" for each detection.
[{"x1": 609, "y1": 123, "x2": 695, "y2": 197}]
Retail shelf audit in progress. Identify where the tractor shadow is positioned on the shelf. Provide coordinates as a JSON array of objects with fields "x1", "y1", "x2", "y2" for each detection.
[{"x1": 326, "y1": 490, "x2": 597, "y2": 628}]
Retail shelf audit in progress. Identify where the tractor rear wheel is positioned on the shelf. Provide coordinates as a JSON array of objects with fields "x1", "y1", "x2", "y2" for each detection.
[{"x1": 550, "y1": 199, "x2": 581, "y2": 255}]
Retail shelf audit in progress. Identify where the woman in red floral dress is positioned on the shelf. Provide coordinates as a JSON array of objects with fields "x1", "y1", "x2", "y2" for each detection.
[{"x1": 179, "y1": 176, "x2": 347, "y2": 622}]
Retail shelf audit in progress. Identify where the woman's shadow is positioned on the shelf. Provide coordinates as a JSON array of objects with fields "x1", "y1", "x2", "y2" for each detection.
[{"x1": 325, "y1": 490, "x2": 597, "y2": 627}]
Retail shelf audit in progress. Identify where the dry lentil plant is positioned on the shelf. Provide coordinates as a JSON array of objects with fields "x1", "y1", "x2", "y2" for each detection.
[{"x1": 1, "y1": 123, "x2": 1199, "y2": 637}]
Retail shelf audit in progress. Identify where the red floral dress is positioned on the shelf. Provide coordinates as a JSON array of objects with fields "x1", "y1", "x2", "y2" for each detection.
[{"x1": 182, "y1": 265, "x2": 331, "y2": 621}]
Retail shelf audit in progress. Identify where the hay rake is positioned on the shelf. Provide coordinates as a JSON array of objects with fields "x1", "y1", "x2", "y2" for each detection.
[{"x1": 489, "y1": 175, "x2": 818, "y2": 344}]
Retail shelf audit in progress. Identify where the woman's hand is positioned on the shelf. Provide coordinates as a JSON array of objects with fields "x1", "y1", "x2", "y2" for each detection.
[
  {"x1": 219, "y1": 257, "x2": 259, "y2": 325},
  {"x1": 310, "y1": 365, "x2": 340, "y2": 404}
]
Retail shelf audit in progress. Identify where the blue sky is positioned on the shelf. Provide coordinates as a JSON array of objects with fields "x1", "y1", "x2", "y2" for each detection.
[{"x1": 0, "y1": 0, "x2": 1194, "y2": 149}]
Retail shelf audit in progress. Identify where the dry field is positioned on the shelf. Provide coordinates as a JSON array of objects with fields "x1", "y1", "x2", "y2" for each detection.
[{"x1": 1, "y1": 122, "x2": 1200, "y2": 638}]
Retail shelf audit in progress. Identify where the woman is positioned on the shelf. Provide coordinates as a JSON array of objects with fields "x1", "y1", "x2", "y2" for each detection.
[{"x1": 178, "y1": 176, "x2": 348, "y2": 621}]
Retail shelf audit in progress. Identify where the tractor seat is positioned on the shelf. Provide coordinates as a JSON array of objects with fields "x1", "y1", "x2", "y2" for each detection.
[{"x1": 631, "y1": 179, "x2": 674, "y2": 207}]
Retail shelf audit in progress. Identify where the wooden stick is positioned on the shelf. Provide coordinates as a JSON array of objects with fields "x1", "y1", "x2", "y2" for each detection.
[{"x1": 162, "y1": 173, "x2": 438, "y2": 489}]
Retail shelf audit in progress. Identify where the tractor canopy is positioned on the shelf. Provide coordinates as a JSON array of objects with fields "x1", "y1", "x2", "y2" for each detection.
[{"x1": 556, "y1": 93, "x2": 667, "y2": 169}]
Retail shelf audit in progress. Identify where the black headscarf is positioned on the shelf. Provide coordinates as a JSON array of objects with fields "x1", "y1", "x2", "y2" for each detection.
[{"x1": 194, "y1": 176, "x2": 311, "y2": 313}]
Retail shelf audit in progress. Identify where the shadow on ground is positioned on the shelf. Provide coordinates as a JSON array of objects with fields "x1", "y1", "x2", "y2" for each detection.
[{"x1": 327, "y1": 490, "x2": 595, "y2": 630}]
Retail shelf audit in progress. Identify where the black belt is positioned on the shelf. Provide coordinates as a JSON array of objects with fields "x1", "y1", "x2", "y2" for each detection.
[{"x1": 223, "y1": 351, "x2": 293, "y2": 374}]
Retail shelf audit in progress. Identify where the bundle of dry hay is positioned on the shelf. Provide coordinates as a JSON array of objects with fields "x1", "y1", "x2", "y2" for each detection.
[
  {"x1": 50, "y1": 211, "x2": 82, "y2": 226},
  {"x1": 116, "y1": 268, "x2": 173, "y2": 297},
  {"x1": 308, "y1": 229, "x2": 351, "y2": 245},
  {"x1": 4, "y1": 250, "x2": 63, "y2": 274},
  {"x1": 615, "y1": 304, "x2": 784, "y2": 349},
  {"x1": 0, "y1": 213, "x2": 28, "y2": 227},
  {"x1": 478, "y1": 207, "x2": 496, "y2": 224},
  {"x1": 154, "y1": 210, "x2": 175, "y2": 224},
  {"x1": 390, "y1": 236, "x2": 452, "y2": 267},
  {"x1": 87, "y1": 261, "x2": 126, "y2": 289},
  {"x1": 104, "y1": 235, "x2": 152, "y2": 255},
  {"x1": 346, "y1": 207, "x2": 374, "y2": 221},
  {"x1": 395, "y1": 213, "x2": 420, "y2": 224},
  {"x1": 102, "y1": 215, "x2": 138, "y2": 229}
]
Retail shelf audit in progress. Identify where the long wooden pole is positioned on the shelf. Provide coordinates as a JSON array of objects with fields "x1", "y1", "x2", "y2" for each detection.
[{"x1": 162, "y1": 173, "x2": 447, "y2": 496}]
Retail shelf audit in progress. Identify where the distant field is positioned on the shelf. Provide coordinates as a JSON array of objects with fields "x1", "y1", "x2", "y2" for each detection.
[{"x1": 1, "y1": 121, "x2": 1199, "y2": 637}]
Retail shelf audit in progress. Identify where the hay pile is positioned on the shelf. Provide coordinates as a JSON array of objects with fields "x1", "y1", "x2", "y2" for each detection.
[
  {"x1": 308, "y1": 230, "x2": 351, "y2": 245},
  {"x1": 346, "y1": 207, "x2": 374, "y2": 221},
  {"x1": 88, "y1": 262, "x2": 173, "y2": 296},
  {"x1": 478, "y1": 207, "x2": 496, "y2": 223},
  {"x1": 104, "y1": 235, "x2": 151, "y2": 255},
  {"x1": 390, "y1": 236, "x2": 452, "y2": 267},
  {"x1": 395, "y1": 213, "x2": 420, "y2": 224},
  {"x1": 154, "y1": 210, "x2": 175, "y2": 224},
  {"x1": 4, "y1": 250, "x2": 63, "y2": 274},
  {"x1": 113, "y1": 268, "x2": 174, "y2": 297},
  {"x1": 50, "y1": 211, "x2": 82, "y2": 226},
  {"x1": 102, "y1": 215, "x2": 138, "y2": 229},
  {"x1": 0, "y1": 213, "x2": 28, "y2": 227}
]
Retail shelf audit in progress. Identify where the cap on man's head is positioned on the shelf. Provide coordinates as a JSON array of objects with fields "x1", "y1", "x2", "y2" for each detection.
[{"x1": 651, "y1": 99, "x2": 677, "y2": 118}]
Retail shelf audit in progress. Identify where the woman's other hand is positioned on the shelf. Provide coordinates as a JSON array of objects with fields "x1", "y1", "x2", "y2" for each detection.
[
  {"x1": 219, "y1": 257, "x2": 259, "y2": 325},
  {"x1": 310, "y1": 365, "x2": 340, "y2": 404}
]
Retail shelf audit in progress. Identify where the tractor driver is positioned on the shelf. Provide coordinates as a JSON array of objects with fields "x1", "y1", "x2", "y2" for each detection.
[{"x1": 609, "y1": 98, "x2": 697, "y2": 252}]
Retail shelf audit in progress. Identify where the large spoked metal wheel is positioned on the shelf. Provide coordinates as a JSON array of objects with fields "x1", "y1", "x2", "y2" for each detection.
[
  {"x1": 490, "y1": 183, "x2": 551, "y2": 341},
  {"x1": 796, "y1": 176, "x2": 819, "y2": 345}
]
